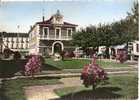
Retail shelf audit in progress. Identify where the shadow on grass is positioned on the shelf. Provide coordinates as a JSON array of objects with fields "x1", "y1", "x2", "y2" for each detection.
[
  {"x1": 0, "y1": 59, "x2": 61, "y2": 78},
  {"x1": 42, "y1": 64, "x2": 61, "y2": 71},
  {"x1": 53, "y1": 87, "x2": 122, "y2": 100},
  {"x1": 0, "y1": 60, "x2": 27, "y2": 78},
  {"x1": 0, "y1": 83, "x2": 7, "y2": 100}
]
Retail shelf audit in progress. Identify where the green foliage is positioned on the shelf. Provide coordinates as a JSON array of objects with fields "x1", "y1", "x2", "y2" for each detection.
[{"x1": 72, "y1": 2, "x2": 138, "y2": 49}]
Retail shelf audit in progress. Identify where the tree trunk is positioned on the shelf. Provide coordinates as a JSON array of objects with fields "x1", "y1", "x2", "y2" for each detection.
[
  {"x1": 105, "y1": 47, "x2": 110, "y2": 59},
  {"x1": 92, "y1": 84, "x2": 96, "y2": 90}
]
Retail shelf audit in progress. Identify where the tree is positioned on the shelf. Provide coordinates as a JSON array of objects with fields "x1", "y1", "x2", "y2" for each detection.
[
  {"x1": 72, "y1": 2, "x2": 138, "y2": 58},
  {"x1": 126, "y1": 1, "x2": 138, "y2": 38},
  {"x1": 72, "y1": 26, "x2": 100, "y2": 55}
]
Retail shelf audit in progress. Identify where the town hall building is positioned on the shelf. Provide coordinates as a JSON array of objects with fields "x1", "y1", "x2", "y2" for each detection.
[{"x1": 28, "y1": 10, "x2": 78, "y2": 55}]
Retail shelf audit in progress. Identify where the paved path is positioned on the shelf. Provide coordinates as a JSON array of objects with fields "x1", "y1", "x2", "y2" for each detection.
[
  {"x1": 25, "y1": 77, "x2": 83, "y2": 100},
  {"x1": 25, "y1": 85, "x2": 62, "y2": 100},
  {"x1": 24, "y1": 69, "x2": 138, "y2": 100}
]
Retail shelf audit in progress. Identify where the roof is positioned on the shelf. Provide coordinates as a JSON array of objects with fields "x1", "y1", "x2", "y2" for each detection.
[
  {"x1": 36, "y1": 18, "x2": 52, "y2": 25},
  {"x1": 36, "y1": 17, "x2": 78, "y2": 26},
  {"x1": 29, "y1": 10, "x2": 78, "y2": 33},
  {"x1": 0, "y1": 32, "x2": 29, "y2": 37},
  {"x1": 112, "y1": 44, "x2": 127, "y2": 49}
]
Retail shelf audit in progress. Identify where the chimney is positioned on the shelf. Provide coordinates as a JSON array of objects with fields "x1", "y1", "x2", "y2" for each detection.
[
  {"x1": 30, "y1": 25, "x2": 32, "y2": 29},
  {"x1": 42, "y1": 16, "x2": 45, "y2": 22}
]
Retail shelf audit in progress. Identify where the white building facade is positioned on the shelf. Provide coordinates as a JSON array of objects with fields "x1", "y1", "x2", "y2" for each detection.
[
  {"x1": 28, "y1": 10, "x2": 77, "y2": 55},
  {"x1": 0, "y1": 32, "x2": 29, "y2": 54}
]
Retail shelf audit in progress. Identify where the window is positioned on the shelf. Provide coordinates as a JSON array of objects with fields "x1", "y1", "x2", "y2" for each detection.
[
  {"x1": 136, "y1": 44, "x2": 139, "y2": 52},
  {"x1": 26, "y1": 38, "x2": 29, "y2": 43},
  {"x1": 6, "y1": 43, "x2": 9, "y2": 48},
  {"x1": 26, "y1": 43, "x2": 28, "y2": 49},
  {"x1": 43, "y1": 27, "x2": 49, "y2": 36},
  {"x1": 21, "y1": 37, "x2": 24, "y2": 43},
  {"x1": 16, "y1": 43, "x2": 19, "y2": 49},
  {"x1": 6, "y1": 38, "x2": 9, "y2": 43},
  {"x1": 55, "y1": 28, "x2": 60, "y2": 38},
  {"x1": 67, "y1": 28, "x2": 72, "y2": 37},
  {"x1": 11, "y1": 43, "x2": 13, "y2": 49},
  {"x1": 16, "y1": 37, "x2": 19, "y2": 43},
  {"x1": 21, "y1": 43, "x2": 23, "y2": 49},
  {"x1": 11, "y1": 38, "x2": 14, "y2": 43}
]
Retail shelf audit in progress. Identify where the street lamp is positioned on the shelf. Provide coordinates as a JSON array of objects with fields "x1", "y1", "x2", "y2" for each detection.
[
  {"x1": 0, "y1": 31, "x2": 5, "y2": 53},
  {"x1": 16, "y1": 25, "x2": 20, "y2": 49}
]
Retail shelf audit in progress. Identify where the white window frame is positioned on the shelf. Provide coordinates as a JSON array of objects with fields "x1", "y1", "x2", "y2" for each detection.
[
  {"x1": 55, "y1": 27, "x2": 61, "y2": 39},
  {"x1": 43, "y1": 27, "x2": 49, "y2": 37},
  {"x1": 67, "y1": 28, "x2": 72, "y2": 38}
]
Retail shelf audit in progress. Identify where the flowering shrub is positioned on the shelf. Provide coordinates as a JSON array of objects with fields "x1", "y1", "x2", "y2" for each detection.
[
  {"x1": 64, "y1": 51, "x2": 75, "y2": 58},
  {"x1": 81, "y1": 55, "x2": 108, "y2": 90},
  {"x1": 116, "y1": 50, "x2": 127, "y2": 63},
  {"x1": 24, "y1": 55, "x2": 43, "y2": 77}
]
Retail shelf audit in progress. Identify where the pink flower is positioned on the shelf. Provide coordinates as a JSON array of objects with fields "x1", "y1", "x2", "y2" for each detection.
[
  {"x1": 24, "y1": 55, "x2": 43, "y2": 76},
  {"x1": 81, "y1": 56, "x2": 108, "y2": 88}
]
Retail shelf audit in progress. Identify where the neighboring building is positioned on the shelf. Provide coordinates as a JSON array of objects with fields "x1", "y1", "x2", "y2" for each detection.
[
  {"x1": 128, "y1": 41, "x2": 139, "y2": 57},
  {"x1": 0, "y1": 32, "x2": 29, "y2": 55},
  {"x1": 28, "y1": 10, "x2": 78, "y2": 55}
]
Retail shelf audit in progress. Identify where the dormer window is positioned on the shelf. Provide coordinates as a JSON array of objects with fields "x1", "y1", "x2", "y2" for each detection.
[{"x1": 43, "y1": 27, "x2": 49, "y2": 37}]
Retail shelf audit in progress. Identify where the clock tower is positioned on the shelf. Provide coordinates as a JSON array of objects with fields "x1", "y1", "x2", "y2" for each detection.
[{"x1": 51, "y1": 10, "x2": 63, "y2": 24}]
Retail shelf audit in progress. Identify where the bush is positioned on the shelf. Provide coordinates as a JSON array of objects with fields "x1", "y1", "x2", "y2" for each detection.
[
  {"x1": 81, "y1": 55, "x2": 108, "y2": 90},
  {"x1": 13, "y1": 51, "x2": 21, "y2": 60},
  {"x1": 24, "y1": 55, "x2": 43, "y2": 77},
  {"x1": 3, "y1": 48, "x2": 13, "y2": 58},
  {"x1": 116, "y1": 50, "x2": 127, "y2": 63},
  {"x1": 64, "y1": 51, "x2": 75, "y2": 58}
]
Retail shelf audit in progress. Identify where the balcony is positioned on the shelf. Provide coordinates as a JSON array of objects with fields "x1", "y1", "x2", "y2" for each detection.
[{"x1": 39, "y1": 35, "x2": 72, "y2": 40}]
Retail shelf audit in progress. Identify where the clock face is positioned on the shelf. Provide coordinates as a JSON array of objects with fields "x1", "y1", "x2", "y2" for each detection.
[{"x1": 56, "y1": 16, "x2": 61, "y2": 22}]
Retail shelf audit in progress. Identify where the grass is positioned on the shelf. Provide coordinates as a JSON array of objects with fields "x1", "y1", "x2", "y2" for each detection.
[
  {"x1": 44, "y1": 58, "x2": 129, "y2": 69},
  {"x1": 0, "y1": 77, "x2": 62, "y2": 100},
  {"x1": 0, "y1": 58, "x2": 130, "y2": 77},
  {"x1": 54, "y1": 74, "x2": 138, "y2": 99}
]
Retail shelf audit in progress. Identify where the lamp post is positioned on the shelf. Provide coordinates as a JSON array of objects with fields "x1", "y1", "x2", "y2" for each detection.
[
  {"x1": 17, "y1": 25, "x2": 20, "y2": 49},
  {"x1": 0, "y1": 32, "x2": 3, "y2": 53}
]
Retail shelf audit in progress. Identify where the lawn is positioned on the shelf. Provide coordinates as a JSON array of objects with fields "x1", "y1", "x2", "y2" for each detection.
[
  {"x1": 0, "y1": 58, "x2": 131, "y2": 77},
  {"x1": 44, "y1": 58, "x2": 129, "y2": 69},
  {"x1": 0, "y1": 77, "x2": 62, "y2": 100},
  {"x1": 54, "y1": 74, "x2": 138, "y2": 99}
]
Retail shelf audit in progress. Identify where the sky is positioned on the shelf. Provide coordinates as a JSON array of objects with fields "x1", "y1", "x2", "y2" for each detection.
[{"x1": 0, "y1": 0, "x2": 135, "y2": 33}]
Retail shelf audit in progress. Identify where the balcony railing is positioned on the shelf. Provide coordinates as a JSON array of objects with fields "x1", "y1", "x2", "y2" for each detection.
[{"x1": 39, "y1": 35, "x2": 72, "y2": 40}]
